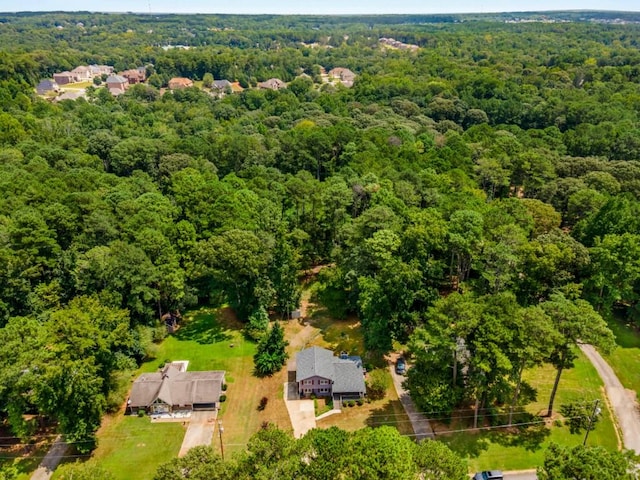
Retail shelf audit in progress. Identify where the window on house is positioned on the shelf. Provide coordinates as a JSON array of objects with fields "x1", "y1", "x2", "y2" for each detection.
[
  {"x1": 304, "y1": 379, "x2": 313, "y2": 385},
  {"x1": 319, "y1": 379, "x2": 329, "y2": 385},
  {"x1": 319, "y1": 388, "x2": 329, "y2": 393}
]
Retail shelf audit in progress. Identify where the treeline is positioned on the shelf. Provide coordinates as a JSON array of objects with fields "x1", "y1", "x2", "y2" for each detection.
[{"x1": 1, "y1": 13, "x2": 640, "y2": 452}]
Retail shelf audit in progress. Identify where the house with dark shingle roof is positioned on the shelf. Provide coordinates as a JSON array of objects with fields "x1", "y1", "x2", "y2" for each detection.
[
  {"x1": 36, "y1": 79, "x2": 59, "y2": 95},
  {"x1": 296, "y1": 347, "x2": 366, "y2": 399},
  {"x1": 127, "y1": 362, "x2": 225, "y2": 414}
]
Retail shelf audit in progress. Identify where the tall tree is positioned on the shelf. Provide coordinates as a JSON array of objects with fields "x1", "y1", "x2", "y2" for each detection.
[
  {"x1": 541, "y1": 293, "x2": 614, "y2": 417},
  {"x1": 253, "y1": 322, "x2": 288, "y2": 377}
]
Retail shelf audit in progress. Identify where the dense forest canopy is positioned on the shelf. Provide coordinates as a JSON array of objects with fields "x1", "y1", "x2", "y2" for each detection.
[{"x1": 0, "y1": 10, "x2": 639, "y2": 455}]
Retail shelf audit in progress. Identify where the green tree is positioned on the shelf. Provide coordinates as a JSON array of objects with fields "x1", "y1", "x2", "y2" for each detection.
[
  {"x1": 413, "y1": 439, "x2": 468, "y2": 480},
  {"x1": 154, "y1": 446, "x2": 232, "y2": 480},
  {"x1": 202, "y1": 72, "x2": 214, "y2": 88},
  {"x1": 244, "y1": 306, "x2": 269, "y2": 341},
  {"x1": 537, "y1": 443, "x2": 637, "y2": 480},
  {"x1": 253, "y1": 322, "x2": 288, "y2": 377},
  {"x1": 541, "y1": 293, "x2": 614, "y2": 417}
]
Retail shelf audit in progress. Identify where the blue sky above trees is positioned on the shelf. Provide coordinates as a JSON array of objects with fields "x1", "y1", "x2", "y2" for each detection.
[{"x1": 5, "y1": 0, "x2": 639, "y2": 14}]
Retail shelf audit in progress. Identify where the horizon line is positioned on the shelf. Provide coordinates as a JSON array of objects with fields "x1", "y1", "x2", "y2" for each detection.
[{"x1": 2, "y1": 8, "x2": 640, "y2": 15}]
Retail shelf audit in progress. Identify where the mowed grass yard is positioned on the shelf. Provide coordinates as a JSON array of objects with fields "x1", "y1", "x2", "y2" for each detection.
[
  {"x1": 604, "y1": 314, "x2": 640, "y2": 396},
  {"x1": 440, "y1": 350, "x2": 619, "y2": 471},
  {"x1": 83, "y1": 307, "x2": 292, "y2": 480}
]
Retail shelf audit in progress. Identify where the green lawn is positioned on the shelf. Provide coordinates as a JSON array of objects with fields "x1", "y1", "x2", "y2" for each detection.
[
  {"x1": 88, "y1": 307, "x2": 292, "y2": 478},
  {"x1": 139, "y1": 307, "x2": 254, "y2": 375},
  {"x1": 604, "y1": 314, "x2": 640, "y2": 396},
  {"x1": 440, "y1": 350, "x2": 618, "y2": 471},
  {"x1": 55, "y1": 418, "x2": 184, "y2": 480}
]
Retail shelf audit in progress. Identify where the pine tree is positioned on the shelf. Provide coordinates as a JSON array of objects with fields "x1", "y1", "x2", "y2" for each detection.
[{"x1": 253, "y1": 322, "x2": 288, "y2": 377}]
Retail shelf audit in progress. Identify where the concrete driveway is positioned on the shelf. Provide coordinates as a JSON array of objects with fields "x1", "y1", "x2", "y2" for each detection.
[
  {"x1": 178, "y1": 410, "x2": 217, "y2": 457},
  {"x1": 284, "y1": 382, "x2": 316, "y2": 438},
  {"x1": 387, "y1": 354, "x2": 435, "y2": 440},
  {"x1": 30, "y1": 436, "x2": 68, "y2": 480}
]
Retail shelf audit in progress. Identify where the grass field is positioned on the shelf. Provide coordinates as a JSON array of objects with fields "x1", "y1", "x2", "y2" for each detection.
[
  {"x1": 604, "y1": 314, "x2": 640, "y2": 396},
  {"x1": 54, "y1": 417, "x2": 185, "y2": 480},
  {"x1": 440, "y1": 349, "x2": 619, "y2": 471},
  {"x1": 85, "y1": 307, "x2": 292, "y2": 479}
]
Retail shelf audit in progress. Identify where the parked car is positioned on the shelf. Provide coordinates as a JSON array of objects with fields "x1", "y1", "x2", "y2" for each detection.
[
  {"x1": 473, "y1": 471, "x2": 503, "y2": 480},
  {"x1": 395, "y1": 357, "x2": 406, "y2": 375}
]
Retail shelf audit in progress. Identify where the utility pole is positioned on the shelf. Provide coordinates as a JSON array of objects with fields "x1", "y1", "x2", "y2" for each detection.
[
  {"x1": 218, "y1": 420, "x2": 225, "y2": 461},
  {"x1": 583, "y1": 399, "x2": 601, "y2": 446}
]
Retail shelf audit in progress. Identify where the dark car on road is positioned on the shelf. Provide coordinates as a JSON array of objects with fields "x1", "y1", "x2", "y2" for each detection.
[
  {"x1": 395, "y1": 357, "x2": 406, "y2": 375},
  {"x1": 473, "y1": 471, "x2": 503, "y2": 480}
]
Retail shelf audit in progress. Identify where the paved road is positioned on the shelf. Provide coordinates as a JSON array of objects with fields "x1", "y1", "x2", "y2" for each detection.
[
  {"x1": 178, "y1": 410, "x2": 217, "y2": 457},
  {"x1": 503, "y1": 470, "x2": 537, "y2": 480},
  {"x1": 30, "y1": 436, "x2": 68, "y2": 480},
  {"x1": 468, "y1": 470, "x2": 537, "y2": 480},
  {"x1": 580, "y1": 343, "x2": 640, "y2": 453},
  {"x1": 387, "y1": 355, "x2": 434, "y2": 440}
]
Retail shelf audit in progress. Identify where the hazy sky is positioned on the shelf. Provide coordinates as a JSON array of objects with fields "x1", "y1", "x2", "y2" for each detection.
[{"x1": 3, "y1": 0, "x2": 639, "y2": 14}]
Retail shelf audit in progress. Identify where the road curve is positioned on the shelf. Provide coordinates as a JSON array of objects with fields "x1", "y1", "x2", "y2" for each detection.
[{"x1": 579, "y1": 343, "x2": 640, "y2": 453}]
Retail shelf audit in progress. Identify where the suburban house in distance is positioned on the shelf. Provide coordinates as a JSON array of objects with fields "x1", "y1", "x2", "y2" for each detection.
[
  {"x1": 258, "y1": 78, "x2": 287, "y2": 90},
  {"x1": 53, "y1": 71, "x2": 76, "y2": 85},
  {"x1": 127, "y1": 361, "x2": 225, "y2": 414},
  {"x1": 120, "y1": 67, "x2": 146, "y2": 84},
  {"x1": 168, "y1": 77, "x2": 194, "y2": 89},
  {"x1": 210, "y1": 79, "x2": 233, "y2": 96},
  {"x1": 296, "y1": 346, "x2": 366, "y2": 400},
  {"x1": 328, "y1": 67, "x2": 356, "y2": 87},
  {"x1": 106, "y1": 75, "x2": 129, "y2": 95},
  {"x1": 36, "y1": 79, "x2": 59, "y2": 95}
]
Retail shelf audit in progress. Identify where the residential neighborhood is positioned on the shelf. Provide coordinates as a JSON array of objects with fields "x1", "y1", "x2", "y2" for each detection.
[{"x1": 36, "y1": 63, "x2": 357, "y2": 100}]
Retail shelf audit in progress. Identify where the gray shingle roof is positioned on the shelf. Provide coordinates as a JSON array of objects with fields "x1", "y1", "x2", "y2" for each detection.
[
  {"x1": 296, "y1": 347, "x2": 335, "y2": 382},
  {"x1": 128, "y1": 365, "x2": 225, "y2": 408},
  {"x1": 296, "y1": 347, "x2": 365, "y2": 395},
  {"x1": 333, "y1": 360, "x2": 366, "y2": 394},
  {"x1": 212, "y1": 79, "x2": 232, "y2": 90},
  {"x1": 106, "y1": 75, "x2": 127, "y2": 84}
]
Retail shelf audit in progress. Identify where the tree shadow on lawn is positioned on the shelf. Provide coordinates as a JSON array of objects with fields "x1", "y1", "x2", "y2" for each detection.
[
  {"x1": 174, "y1": 311, "x2": 232, "y2": 344},
  {"x1": 487, "y1": 420, "x2": 550, "y2": 452},
  {"x1": 364, "y1": 399, "x2": 414, "y2": 435},
  {"x1": 607, "y1": 308, "x2": 640, "y2": 349},
  {"x1": 438, "y1": 429, "x2": 491, "y2": 459}
]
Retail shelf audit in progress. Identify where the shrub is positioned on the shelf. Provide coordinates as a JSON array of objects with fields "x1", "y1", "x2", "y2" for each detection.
[
  {"x1": 366, "y1": 369, "x2": 388, "y2": 400},
  {"x1": 221, "y1": 383, "x2": 228, "y2": 391},
  {"x1": 553, "y1": 419, "x2": 563, "y2": 428},
  {"x1": 356, "y1": 398, "x2": 364, "y2": 406},
  {"x1": 219, "y1": 395, "x2": 227, "y2": 403},
  {"x1": 310, "y1": 394, "x2": 317, "y2": 400},
  {"x1": 137, "y1": 409, "x2": 145, "y2": 417},
  {"x1": 258, "y1": 396, "x2": 268, "y2": 411},
  {"x1": 348, "y1": 400, "x2": 355, "y2": 407},
  {"x1": 560, "y1": 401, "x2": 599, "y2": 434}
]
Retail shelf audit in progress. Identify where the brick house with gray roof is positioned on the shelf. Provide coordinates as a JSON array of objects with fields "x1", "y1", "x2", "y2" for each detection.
[{"x1": 296, "y1": 347, "x2": 366, "y2": 399}]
